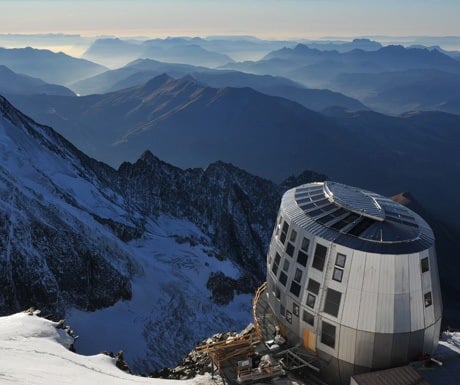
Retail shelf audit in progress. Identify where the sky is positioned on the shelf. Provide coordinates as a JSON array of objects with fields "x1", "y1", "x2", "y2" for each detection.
[{"x1": 0, "y1": 0, "x2": 459, "y2": 39}]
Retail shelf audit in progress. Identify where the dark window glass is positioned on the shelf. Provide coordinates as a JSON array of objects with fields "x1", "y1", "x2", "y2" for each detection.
[
  {"x1": 280, "y1": 304, "x2": 285, "y2": 317},
  {"x1": 301, "y1": 237, "x2": 310, "y2": 251},
  {"x1": 286, "y1": 310, "x2": 292, "y2": 324},
  {"x1": 321, "y1": 321, "x2": 336, "y2": 348},
  {"x1": 333, "y1": 267, "x2": 343, "y2": 282},
  {"x1": 303, "y1": 310, "x2": 314, "y2": 326},
  {"x1": 279, "y1": 271, "x2": 288, "y2": 286},
  {"x1": 280, "y1": 222, "x2": 289, "y2": 244},
  {"x1": 297, "y1": 251, "x2": 308, "y2": 267},
  {"x1": 306, "y1": 293, "x2": 316, "y2": 308},
  {"x1": 335, "y1": 253, "x2": 346, "y2": 268},
  {"x1": 275, "y1": 286, "x2": 280, "y2": 299},
  {"x1": 286, "y1": 242, "x2": 295, "y2": 257},
  {"x1": 290, "y1": 281, "x2": 301, "y2": 297},
  {"x1": 290, "y1": 229, "x2": 297, "y2": 242},
  {"x1": 307, "y1": 279, "x2": 320, "y2": 295},
  {"x1": 424, "y1": 292, "x2": 432, "y2": 307},
  {"x1": 283, "y1": 259, "x2": 290, "y2": 272},
  {"x1": 293, "y1": 303, "x2": 299, "y2": 316},
  {"x1": 272, "y1": 252, "x2": 281, "y2": 275},
  {"x1": 294, "y1": 268, "x2": 302, "y2": 283},
  {"x1": 312, "y1": 244, "x2": 327, "y2": 271},
  {"x1": 324, "y1": 288, "x2": 342, "y2": 317},
  {"x1": 421, "y1": 257, "x2": 429, "y2": 273}
]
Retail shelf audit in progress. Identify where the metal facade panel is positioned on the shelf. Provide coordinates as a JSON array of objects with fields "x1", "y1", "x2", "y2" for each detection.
[
  {"x1": 408, "y1": 329, "x2": 425, "y2": 360},
  {"x1": 348, "y1": 250, "x2": 366, "y2": 291},
  {"x1": 358, "y1": 291, "x2": 378, "y2": 332},
  {"x1": 394, "y1": 255, "x2": 410, "y2": 294},
  {"x1": 424, "y1": 295, "x2": 435, "y2": 327},
  {"x1": 362, "y1": 253, "x2": 380, "y2": 294},
  {"x1": 393, "y1": 293, "x2": 411, "y2": 332},
  {"x1": 372, "y1": 333, "x2": 393, "y2": 369},
  {"x1": 338, "y1": 324, "x2": 357, "y2": 363},
  {"x1": 423, "y1": 324, "x2": 435, "y2": 354},
  {"x1": 341, "y1": 288, "x2": 362, "y2": 329},
  {"x1": 408, "y1": 252, "x2": 422, "y2": 293},
  {"x1": 409, "y1": 289, "x2": 425, "y2": 331},
  {"x1": 391, "y1": 332, "x2": 410, "y2": 366},
  {"x1": 420, "y1": 250, "x2": 432, "y2": 294},
  {"x1": 378, "y1": 254, "x2": 395, "y2": 294},
  {"x1": 354, "y1": 330, "x2": 375, "y2": 367},
  {"x1": 376, "y1": 293, "x2": 394, "y2": 333},
  {"x1": 429, "y1": 247, "x2": 443, "y2": 321}
]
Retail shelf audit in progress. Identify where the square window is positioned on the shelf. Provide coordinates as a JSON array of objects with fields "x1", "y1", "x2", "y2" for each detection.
[
  {"x1": 286, "y1": 310, "x2": 292, "y2": 324},
  {"x1": 312, "y1": 244, "x2": 327, "y2": 271},
  {"x1": 283, "y1": 259, "x2": 290, "y2": 272},
  {"x1": 293, "y1": 303, "x2": 299, "y2": 316},
  {"x1": 424, "y1": 292, "x2": 432, "y2": 307},
  {"x1": 303, "y1": 310, "x2": 314, "y2": 326},
  {"x1": 286, "y1": 242, "x2": 295, "y2": 257},
  {"x1": 306, "y1": 293, "x2": 316, "y2": 308},
  {"x1": 280, "y1": 304, "x2": 285, "y2": 317},
  {"x1": 421, "y1": 257, "x2": 429, "y2": 273},
  {"x1": 335, "y1": 253, "x2": 346, "y2": 268},
  {"x1": 275, "y1": 286, "x2": 281, "y2": 300},
  {"x1": 333, "y1": 267, "x2": 343, "y2": 282},
  {"x1": 280, "y1": 222, "x2": 289, "y2": 244},
  {"x1": 294, "y1": 268, "x2": 303, "y2": 283},
  {"x1": 279, "y1": 271, "x2": 288, "y2": 286},
  {"x1": 290, "y1": 281, "x2": 301, "y2": 297},
  {"x1": 307, "y1": 279, "x2": 320, "y2": 295},
  {"x1": 290, "y1": 229, "x2": 297, "y2": 243},
  {"x1": 297, "y1": 250, "x2": 308, "y2": 267},
  {"x1": 272, "y1": 252, "x2": 281, "y2": 275},
  {"x1": 321, "y1": 321, "x2": 336, "y2": 348},
  {"x1": 301, "y1": 237, "x2": 310, "y2": 252},
  {"x1": 324, "y1": 288, "x2": 342, "y2": 317}
]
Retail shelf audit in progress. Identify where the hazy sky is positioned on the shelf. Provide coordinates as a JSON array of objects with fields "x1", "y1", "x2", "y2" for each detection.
[{"x1": 1, "y1": 0, "x2": 459, "y2": 38}]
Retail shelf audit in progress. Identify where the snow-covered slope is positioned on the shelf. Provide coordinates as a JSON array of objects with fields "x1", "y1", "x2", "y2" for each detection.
[
  {"x1": 0, "y1": 311, "x2": 214, "y2": 385},
  {"x1": 0, "y1": 95, "x2": 325, "y2": 373}
]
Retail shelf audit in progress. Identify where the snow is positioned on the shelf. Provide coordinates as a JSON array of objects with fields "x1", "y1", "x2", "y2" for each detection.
[{"x1": 0, "y1": 312, "x2": 216, "y2": 385}]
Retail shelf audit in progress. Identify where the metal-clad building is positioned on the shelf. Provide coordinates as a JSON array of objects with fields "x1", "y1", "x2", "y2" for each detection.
[{"x1": 266, "y1": 181, "x2": 442, "y2": 385}]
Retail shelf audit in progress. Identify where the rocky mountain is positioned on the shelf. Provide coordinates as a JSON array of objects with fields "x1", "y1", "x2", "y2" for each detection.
[
  {"x1": 0, "y1": 94, "x2": 327, "y2": 373},
  {"x1": 83, "y1": 37, "x2": 234, "y2": 69},
  {"x1": 0, "y1": 46, "x2": 107, "y2": 85},
  {"x1": 0, "y1": 64, "x2": 75, "y2": 96}
]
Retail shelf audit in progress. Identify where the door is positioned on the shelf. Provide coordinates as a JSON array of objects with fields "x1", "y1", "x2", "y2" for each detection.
[{"x1": 303, "y1": 328, "x2": 317, "y2": 353}]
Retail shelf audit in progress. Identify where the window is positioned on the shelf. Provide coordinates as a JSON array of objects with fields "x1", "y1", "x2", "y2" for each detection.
[
  {"x1": 290, "y1": 229, "x2": 297, "y2": 243},
  {"x1": 290, "y1": 281, "x2": 301, "y2": 297},
  {"x1": 275, "y1": 215, "x2": 282, "y2": 236},
  {"x1": 286, "y1": 242, "x2": 295, "y2": 257},
  {"x1": 272, "y1": 253, "x2": 281, "y2": 276},
  {"x1": 335, "y1": 253, "x2": 346, "y2": 268},
  {"x1": 303, "y1": 310, "x2": 314, "y2": 326},
  {"x1": 280, "y1": 304, "x2": 285, "y2": 317},
  {"x1": 421, "y1": 257, "x2": 429, "y2": 273},
  {"x1": 321, "y1": 321, "x2": 336, "y2": 348},
  {"x1": 286, "y1": 310, "x2": 292, "y2": 324},
  {"x1": 312, "y1": 244, "x2": 327, "y2": 271},
  {"x1": 306, "y1": 293, "x2": 316, "y2": 308},
  {"x1": 280, "y1": 222, "x2": 289, "y2": 244},
  {"x1": 275, "y1": 286, "x2": 281, "y2": 300},
  {"x1": 424, "y1": 292, "x2": 432, "y2": 307},
  {"x1": 324, "y1": 288, "x2": 342, "y2": 317},
  {"x1": 283, "y1": 259, "x2": 290, "y2": 272},
  {"x1": 293, "y1": 303, "x2": 299, "y2": 317},
  {"x1": 307, "y1": 279, "x2": 320, "y2": 295},
  {"x1": 301, "y1": 237, "x2": 310, "y2": 251},
  {"x1": 294, "y1": 268, "x2": 302, "y2": 283},
  {"x1": 297, "y1": 250, "x2": 308, "y2": 267},
  {"x1": 279, "y1": 271, "x2": 288, "y2": 286},
  {"x1": 333, "y1": 267, "x2": 344, "y2": 282}
]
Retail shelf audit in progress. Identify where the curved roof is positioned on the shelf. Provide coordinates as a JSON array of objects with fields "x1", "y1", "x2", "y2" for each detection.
[{"x1": 282, "y1": 181, "x2": 434, "y2": 254}]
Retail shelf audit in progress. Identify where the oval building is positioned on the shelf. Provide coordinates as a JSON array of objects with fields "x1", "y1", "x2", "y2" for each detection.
[{"x1": 266, "y1": 181, "x2": 442, "y2": 384}]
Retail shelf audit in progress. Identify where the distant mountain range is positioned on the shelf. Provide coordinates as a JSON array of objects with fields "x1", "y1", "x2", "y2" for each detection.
[
  {"x1": 7, "y1": 74, "x2": 460, "y2": 231},
  {"x1": 0, "y1": 47, "x2": 106, "y2": 85},
  {"x1": 0, "y1": 64, "x2": 75, "y2": 96}
]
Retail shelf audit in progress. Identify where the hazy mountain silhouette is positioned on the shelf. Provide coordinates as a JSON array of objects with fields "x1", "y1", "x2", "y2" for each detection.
[
  {"x1": 0, "y1": 65, "x2": 75, "y2": 96},
  {"x1": 7, "y1": 74, "x2": 460, "y2": 230},
  {"x1": 83, "y1": 37, "x2": 234, "y2": 68},
  {"x1": 71, "y1": 59, "x2": 366, "y2": 111},
  {"x1": 0, "y1": 47, "x2": 106, "y2": 85},
  {"x1": 299, "y1": 38, "x2": 382, "y2": 53}
]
